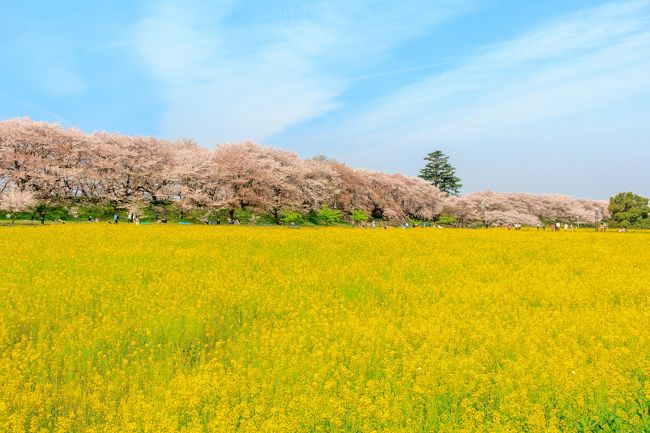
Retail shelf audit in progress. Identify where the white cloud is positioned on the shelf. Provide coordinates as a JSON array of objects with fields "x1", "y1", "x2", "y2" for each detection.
[
  {"x1": 131, "y1": 0, "x2": 473, "y2": 144},
  {"x1": 290, "y1": 1, "x2": 650, "y2": 179}
]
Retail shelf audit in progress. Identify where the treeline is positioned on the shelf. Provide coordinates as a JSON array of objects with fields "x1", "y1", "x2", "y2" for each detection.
[
  {"x1": 0, "y1": 118, "x2": 444, "y2": 223},
  {"x1": 0, "y1": 118, "x2": 608, "y2": 225},
  {"x1": 445, "y1": 192, "x2": 609, "y2": 227}
]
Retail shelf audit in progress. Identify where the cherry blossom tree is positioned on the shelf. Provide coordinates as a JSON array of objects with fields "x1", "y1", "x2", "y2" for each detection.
[
  {"x1": 444, "y1": 192, "x2": 609, "y2": 227},
  {"x1": 212, "y1": 142, "x2": 304, "y2": 222},
  {"x1": 0, "y1": 188, "x2": 35, "y2": 223},
  {"x1": 0, "y1": 118, "x2": 611, "y2": 227},
  {"x1": 169, "y1": 138, "x2": 218, "y2": 218},
  {"x1": 299, "y1": 158, "x2": 341, "y2": 213},
  {"x1": 89, "y1": 132, "x2": 176, "y2": 209}
]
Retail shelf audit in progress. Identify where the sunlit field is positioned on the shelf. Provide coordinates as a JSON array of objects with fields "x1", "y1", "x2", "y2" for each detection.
[{"x1": 1, "y1": 226, "x2": 649, "y2": 432}]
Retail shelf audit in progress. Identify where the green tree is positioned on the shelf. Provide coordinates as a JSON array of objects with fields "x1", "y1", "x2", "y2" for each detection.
[
  {"x1": 436, "y1": 214, "x2": 457, "y2": 226},
  {"x1": 317, "y1": 205, "x2": 342, "y2": 225},
  {"x1": 418, "y1": 150, "x2": 462, "y2": 196},
  {"x1": 608, "y1": 192, "x2": 649, "y2": 227},
  {"x1": 350, "y1": 209, "x2": 368, "y2": 226},
  {"x1": 281, "y1": 210, "x2": 303, "y2": 225}
]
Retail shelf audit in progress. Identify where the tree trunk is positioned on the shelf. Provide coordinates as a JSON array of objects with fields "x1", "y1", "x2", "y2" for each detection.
[{"x1": 229, "y1": 208, "x2": 235, "y2": 221}]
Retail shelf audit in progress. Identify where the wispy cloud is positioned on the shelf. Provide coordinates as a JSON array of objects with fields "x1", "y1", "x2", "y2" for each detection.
[
  {"x1": 131, "y1": 0, "x2": 473, "y2": 144},
  {"x1": 284, "y1": 1, "x2": 650, "y2": 196}
]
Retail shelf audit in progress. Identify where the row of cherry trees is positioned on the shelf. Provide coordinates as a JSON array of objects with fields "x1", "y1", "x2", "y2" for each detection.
[
  {"x1": 0, "y1": 118, "x2": 609, "y2": 225},
  {"x1": 444, "y1": 192, "x2": 609, "y2": 227},
  {"x1": 0, "y1": 118, "x2": 445, "y2": 222}
]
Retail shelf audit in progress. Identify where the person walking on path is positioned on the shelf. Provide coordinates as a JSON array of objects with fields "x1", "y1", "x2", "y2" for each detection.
[{"x1": 113, "y1": 213, "x2": 119, "y2": 224}]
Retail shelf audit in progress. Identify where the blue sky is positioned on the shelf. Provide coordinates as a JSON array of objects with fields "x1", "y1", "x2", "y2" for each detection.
[{"x1": 1, "y1": 0, "x2": 649, "y2": 199}]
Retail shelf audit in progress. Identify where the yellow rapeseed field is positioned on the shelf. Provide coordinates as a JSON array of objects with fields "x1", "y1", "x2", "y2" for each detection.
[{"x1": 1, "y1": 225, "x2": 649, "y2": 432}]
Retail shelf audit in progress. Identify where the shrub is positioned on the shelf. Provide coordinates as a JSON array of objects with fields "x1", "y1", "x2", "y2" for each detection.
[
  {"x1": 350, "y1": 209, "x2": 368, "y2": 225},
  {"x1": 281, "y1": 211, "x2": 303, "y2": 225},
  {"x1": 437, "y1": 214, "x2": 456, "y2": 225},
  {"x1": 317, "y1": 205, "x2": 342, "y2": 225}
]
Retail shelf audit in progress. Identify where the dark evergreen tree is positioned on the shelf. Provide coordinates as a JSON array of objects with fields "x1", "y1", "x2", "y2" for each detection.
[
  {"x1": 418, "y1": 150, "x2": 462, "y2": 196},
  {"x1": 608, "y1": 192, "x2": 649, "y2": 227}
]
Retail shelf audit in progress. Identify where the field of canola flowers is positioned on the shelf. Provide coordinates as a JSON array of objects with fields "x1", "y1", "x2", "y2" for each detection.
[{"x1": 1, "y1": 225, "x2": 650, "y2": 432}]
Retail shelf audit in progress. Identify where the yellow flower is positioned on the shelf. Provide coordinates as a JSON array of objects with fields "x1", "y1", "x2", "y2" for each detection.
[{"x1": 0, "y1": 225, "x2": 648, "y2": 432}]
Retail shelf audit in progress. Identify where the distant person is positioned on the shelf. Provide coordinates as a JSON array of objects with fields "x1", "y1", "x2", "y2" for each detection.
[
  {"x1": 40, "y1": 215, "x2": 45, "y2": 225},
  {"x1": 113, "y1": 213, "x2": 119, "y2": 224},
  {"x1": 127, "y1": 213, "x2": 133, "y2": 223}
]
